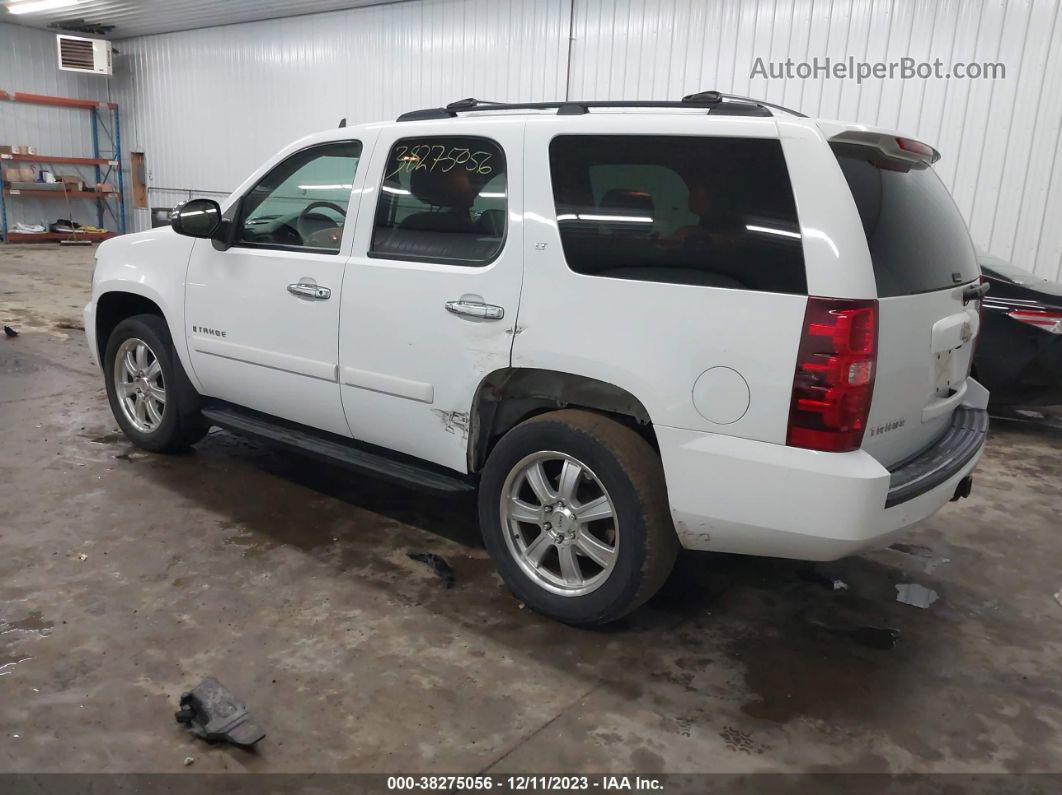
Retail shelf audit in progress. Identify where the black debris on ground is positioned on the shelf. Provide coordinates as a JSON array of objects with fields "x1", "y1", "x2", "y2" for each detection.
[
  {"x1": 407, "y1": 551, "x2": 456, "y2": 588},
  {"x1": 796, "y1": 567, "x2": 848, "y2": 591},
  {"x1": 889, "y1": 541, "x2": 933, "y2": 557},
  {"x1": 4, "y1": 325, "x2": 18, "y2": 338},
  {"x1": 175, "y1": 677, "x2": 266, "y2": 749},
  {"x1": 808, "y1": 620, "x2": 901, "y2": 651}
]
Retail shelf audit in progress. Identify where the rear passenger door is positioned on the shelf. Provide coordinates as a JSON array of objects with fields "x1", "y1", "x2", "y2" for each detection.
[{"x1": 338, "y1": 120, "x2": 524, "y2": 472}]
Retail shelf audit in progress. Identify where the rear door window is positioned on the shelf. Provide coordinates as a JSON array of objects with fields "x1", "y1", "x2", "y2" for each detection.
[
  {"x1": 370, "y1": 136, "x2": 507, "y2": 266},
  {"x1": 833, "y1": 148, "x2": 979, "y2": 296},
  {"x1": 548, "y1": 135, "x2": 806, "y2": 294}
]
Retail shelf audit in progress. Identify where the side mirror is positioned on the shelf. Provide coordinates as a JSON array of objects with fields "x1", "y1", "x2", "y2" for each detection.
[{"x1": 171, "y1": 198, "x2": 222, "y2": 239}]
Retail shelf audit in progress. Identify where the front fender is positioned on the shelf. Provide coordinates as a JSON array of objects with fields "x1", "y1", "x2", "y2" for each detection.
[{"x1": 90, "y1": 229, "x2": 201, "y2": 392}]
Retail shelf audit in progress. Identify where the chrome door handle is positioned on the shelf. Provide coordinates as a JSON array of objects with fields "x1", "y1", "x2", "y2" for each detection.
[
  {"x1": 445, "y1": 299, "x2": 504, "y2": 320},
  {"x1": 287, "y1": 278, "x2": 331, "y2": 301}
]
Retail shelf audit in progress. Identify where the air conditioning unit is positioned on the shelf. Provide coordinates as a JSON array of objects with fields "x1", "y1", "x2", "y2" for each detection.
[{"x1": 56, "y1": 34, "x2": 112, "y2": 76}]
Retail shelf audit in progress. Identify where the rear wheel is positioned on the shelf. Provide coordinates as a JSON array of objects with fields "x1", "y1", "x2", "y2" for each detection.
[
  {"x1": 479, "y1": 409, "x2": 678, "y2": 626},
  {"x1": 103, "y1": 314, "x2": 207, "y2": 452}
]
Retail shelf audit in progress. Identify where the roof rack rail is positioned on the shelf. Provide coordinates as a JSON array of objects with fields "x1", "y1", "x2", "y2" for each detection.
[
  {"x1": 394, "y1": 91, "x2": 799, "y2": 122},
  {"x1": 681, "y1": 90, "x2": 808, "y2": 118}
]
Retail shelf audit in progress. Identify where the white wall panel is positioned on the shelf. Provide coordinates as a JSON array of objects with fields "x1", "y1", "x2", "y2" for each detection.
[
  {"x1": 0, "y1": 22, "x2": 112, "y2": 231},
  {"x1": 566, "y1": 0, "x2": 1062, "y2": 280},
  {"x1": 113, "y1": 0, "x2": 1062, "y2": 280},
  {"x1": 113, "y1": 0, "x2": 571, "y2": 224}
]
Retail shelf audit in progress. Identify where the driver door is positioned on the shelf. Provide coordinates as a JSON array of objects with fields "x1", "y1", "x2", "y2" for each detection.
[{"x1": 184, "y1": 138, "x2": 370, "y2": 436}]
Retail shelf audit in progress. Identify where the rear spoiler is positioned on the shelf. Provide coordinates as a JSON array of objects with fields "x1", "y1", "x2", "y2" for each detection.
[{"x1": 829, "y1": 130, "x2": 941, "y2": 171}]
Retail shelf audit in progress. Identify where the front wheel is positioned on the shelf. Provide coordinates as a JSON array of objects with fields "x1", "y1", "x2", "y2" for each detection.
[
  {"x1": 479, "y1": 409, "x2": 678, "y2": 626},
  {"x1": 103, "y1": 314, "x2": 207, "y2": 452}
]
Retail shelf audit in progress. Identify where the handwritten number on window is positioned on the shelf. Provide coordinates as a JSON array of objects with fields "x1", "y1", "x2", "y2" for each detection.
[{"x1": 386, "y1": 145, "x2": 493, "y2": 180}]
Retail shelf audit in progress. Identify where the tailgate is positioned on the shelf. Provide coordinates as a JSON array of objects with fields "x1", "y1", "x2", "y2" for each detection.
[
  {"x1": 867, "y1": 288, "x2": 979, "y2": 466},
  {"x1": 831, "y1": 136, "x2": 982, "y2": 467}
]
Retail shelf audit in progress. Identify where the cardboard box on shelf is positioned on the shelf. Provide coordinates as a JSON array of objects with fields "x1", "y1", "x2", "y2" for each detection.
[
  {"x1": 59, "y1": 177, "x2": 85, "y2": 192},
  {"x1": 0, "y1": 145, "x2": 11, "y2": 155},
  {"x1": 26, "y1": 146, "x2": 38, "y2": 155},
  {"x1": 95, "y1": 182, "x2": 116, "y2": 193}
]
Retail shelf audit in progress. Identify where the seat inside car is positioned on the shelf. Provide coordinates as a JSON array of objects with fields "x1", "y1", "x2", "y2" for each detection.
[
  {"x1": 588, "y1": 186, "x2": 746, "y2": 289},
  {"x1": 400, "y1": 167, "x2": 479, "y2": 232},
  {"x1": 372, "y1": 163, "x2": 502, "y2": 262}
]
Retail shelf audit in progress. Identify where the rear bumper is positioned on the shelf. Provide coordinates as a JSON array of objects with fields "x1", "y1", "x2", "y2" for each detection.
[
  {"x1": 657, "y1": 381, "x2": 989, "y2": 561},
  {"x1": 885, "y1": 406, "x2": 988, "y2": 507}
]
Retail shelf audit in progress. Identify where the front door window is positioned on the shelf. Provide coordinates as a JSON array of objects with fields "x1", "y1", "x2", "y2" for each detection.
[{"x1": 236, "y1": 141, "x2": 362, "y2": 253}]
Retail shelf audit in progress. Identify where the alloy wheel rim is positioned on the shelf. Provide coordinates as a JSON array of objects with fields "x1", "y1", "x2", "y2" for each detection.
[
  {"x1": 500, "y1": 451, "x2": 619, "y2": 597},
  {"x1": 113, "y1": 337, "x2": 166, "y2": 434}
]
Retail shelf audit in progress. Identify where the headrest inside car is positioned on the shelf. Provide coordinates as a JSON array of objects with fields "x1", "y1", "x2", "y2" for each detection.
[
  {"x1": 599, "y1": 188, "x2": 655, "y2": 217},
  {"x1": 409, "y1": 167, "x2": 479, "y2": 209}
]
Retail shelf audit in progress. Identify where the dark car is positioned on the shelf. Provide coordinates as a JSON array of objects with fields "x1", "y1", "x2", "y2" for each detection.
[{"x1": 975, "y1": 255, "x2": 1062, "y2": 406}]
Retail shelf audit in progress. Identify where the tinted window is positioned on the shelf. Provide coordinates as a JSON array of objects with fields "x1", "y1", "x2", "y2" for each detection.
[
  {"x1": 370, "y1": 136, "x2": 507, "y2": 266},
  {"x1": 237, "y1": 141, "x2": 361, "y2": 252},
  {"x1": 833, "y1": 148, "x2": 979, "y2": 296},
  {"x1": 549, "y1": 135, "x2": 806, "y2": 294}
]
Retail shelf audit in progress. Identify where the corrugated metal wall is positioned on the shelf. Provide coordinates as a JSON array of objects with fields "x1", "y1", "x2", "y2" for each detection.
[
  {"x1": 110, "y1": 0, "x2": 1062, "y2": 279},
  {"x1": 567, "y1": 0, "x2": 1062, "y2": 281},
  {"x1": 0, "y1": 22, "x2": 112, "y2": 231},
  {"x1": 112, "y1": 0, "x2": 571, "y2": 226}
]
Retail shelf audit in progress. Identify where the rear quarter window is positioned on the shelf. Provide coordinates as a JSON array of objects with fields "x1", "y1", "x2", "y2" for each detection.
[
  {"x1": 833, "y1": 148, "x2": 979, "y2": 296},
  {"x1": 549, "y1": 135, "x2": 806, "y2": 294}
]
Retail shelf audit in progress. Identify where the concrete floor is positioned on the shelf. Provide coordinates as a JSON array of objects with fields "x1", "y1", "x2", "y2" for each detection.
[{"x1": 1, "y1": 243, "x2": 1061, "y2": 775}]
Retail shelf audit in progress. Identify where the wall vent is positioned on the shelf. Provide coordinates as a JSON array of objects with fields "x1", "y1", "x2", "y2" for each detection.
[{"x1": 56, "y1": 34, "x2": 112, "y2": 76}]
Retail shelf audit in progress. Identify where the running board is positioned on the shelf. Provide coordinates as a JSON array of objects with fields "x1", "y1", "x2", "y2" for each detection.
[{"x1": 201, "y1": 405, "x2": 475, "y2": 494}]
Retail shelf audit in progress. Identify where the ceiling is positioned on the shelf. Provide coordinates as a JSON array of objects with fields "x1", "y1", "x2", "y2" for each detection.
[{"x1": 2, "y1": 0, "x2": 407, "y2": 39}]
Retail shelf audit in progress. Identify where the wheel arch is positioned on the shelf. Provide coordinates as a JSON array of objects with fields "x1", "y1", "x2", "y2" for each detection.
[
  {"x1": 95, "y1": 290, "x2": 166, "y2": 366},
  {"x1": 468, "y1": 367, "x2": 656, "y2": 472}
]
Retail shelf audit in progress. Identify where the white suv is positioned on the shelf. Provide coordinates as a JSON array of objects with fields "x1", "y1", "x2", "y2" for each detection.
[{"x1": 85, "y1": 93, "x2": 989, "y2": 625}]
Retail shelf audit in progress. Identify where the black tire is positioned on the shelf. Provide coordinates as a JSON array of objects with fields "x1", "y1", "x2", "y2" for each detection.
[
  {"x1": 479, "y1": 409, "x2": 679, "y2": 626},
  {"x1": 103, "y1": 313, "x2": 208, "y2": 452}
]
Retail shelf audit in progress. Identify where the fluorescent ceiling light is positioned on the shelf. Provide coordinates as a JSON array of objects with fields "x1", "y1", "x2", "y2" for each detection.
[{"x1": 7, "y1": 0, "x2": 80, "y2": 14}]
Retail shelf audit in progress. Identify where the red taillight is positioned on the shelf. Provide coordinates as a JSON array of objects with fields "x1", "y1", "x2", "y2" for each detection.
[
  {"x1": 1008, "y1": 309, "x2": 1062, "y2": 334},
  {"x1": 896, "y1": 137, "x2": 934, "y2": 157},
  {"x1": 787, "y1": 297, "x2": 878, "y2": 453}
]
